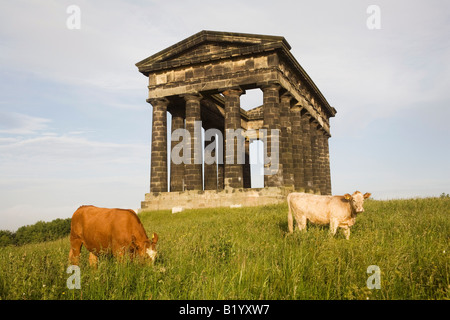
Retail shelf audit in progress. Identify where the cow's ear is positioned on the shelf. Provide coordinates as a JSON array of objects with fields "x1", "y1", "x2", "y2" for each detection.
[
  {"x1": 344, "y1": 194, "x2": 352, "y2": 200},
  {"x1": 364, "y1": 192, "x2": 371, "y2": 199},
  {"x1": 152, "y1": 233, "x2": 158, "y2": 244}
]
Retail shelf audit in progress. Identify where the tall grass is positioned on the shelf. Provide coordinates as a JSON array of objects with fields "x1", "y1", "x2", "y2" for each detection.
[{"x1": 0, "y1": 197, "x2": 448, "y2": 300}]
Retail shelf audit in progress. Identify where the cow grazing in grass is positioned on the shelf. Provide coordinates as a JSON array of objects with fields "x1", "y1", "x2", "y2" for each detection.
[
  {"x1": 287, "y1": 191, "x2": 371, "y2": 239},
  {"x1": 69, "y1": 206, "x2": 158, "y2": 267}
]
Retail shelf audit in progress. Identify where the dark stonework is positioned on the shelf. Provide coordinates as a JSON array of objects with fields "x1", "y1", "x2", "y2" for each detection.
[
  {"x1": 323, "y1": 133, "x2": 332, "y2": 195},
  {"x1": 290, "y1": 107, "x2": 304, "y2": 191},
  {"x1": 243, "y1": 138, "x2": 251, "y2": 188},
  {"x1": 150, "y1": 98, "x2": 169, "y2": 193},
  {"x1": 280, "y1": 94, "x2": 295, "y2": 188},
  {"x1": 216, "y1": 128, "x2": 225, "y2": 191},
  {"x1": 223, "y1": 88, "x2": 244, "y2": 189},
  {"x1": 262, "y1": 84, "x2": 283, "y2": 188},
  {"x1": 301, "y1": 112, "x2": 314, "y2": 192},
  {"x1": 170, "y1": 106, "x2": 185, "y2": 191},
  {"x1": 309, "y1": 119, "x2": 321, "y2": 194},
  {"x1": 184, "y1": 94, "x2": 203, "y2": 191},
  {"x1": 204, "y1": 140, "x2": 218, "y2": 190},
  {"x1": 316, "y1": 127, "x2": 327, "y2": 194}
]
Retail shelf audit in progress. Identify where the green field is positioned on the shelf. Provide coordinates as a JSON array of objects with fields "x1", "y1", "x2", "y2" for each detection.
[{"x1": 0, "y1": 197, "x2": 448, "y2": 300}]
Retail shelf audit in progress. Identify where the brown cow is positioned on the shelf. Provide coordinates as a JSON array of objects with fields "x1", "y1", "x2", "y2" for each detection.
[
  {"x1": 69, "y1": 205, "x2": 158, "y2": 266},
  {"x1": 287, "y1": 191, "x2": 371, "y2": 239}
]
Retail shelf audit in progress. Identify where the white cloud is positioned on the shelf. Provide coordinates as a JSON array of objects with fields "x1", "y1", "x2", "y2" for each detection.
[
  {"x1": 0, "y1": 134, "x2": 148, "y2": 173},
  {"x1": 0, "y1": 111, "x2": 51, "y2": 135}
]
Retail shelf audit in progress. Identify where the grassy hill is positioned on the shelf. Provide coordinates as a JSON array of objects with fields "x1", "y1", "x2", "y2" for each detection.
[{"x1": 0, "y1": 197, "x2": 448, "y2": 300}]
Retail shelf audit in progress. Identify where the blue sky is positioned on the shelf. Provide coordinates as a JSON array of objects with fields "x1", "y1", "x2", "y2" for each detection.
[{"x1": 0, "y1": 0, "x2": 449, "y2": 230}]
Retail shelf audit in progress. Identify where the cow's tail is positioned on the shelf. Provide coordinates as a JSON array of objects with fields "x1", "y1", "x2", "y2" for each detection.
[{"x1": 287, "y1": 194, "x2": 294, "y2": 234}]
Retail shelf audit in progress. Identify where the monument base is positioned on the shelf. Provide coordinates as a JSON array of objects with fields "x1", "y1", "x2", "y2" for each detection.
[{"x1": 139, "y1": 187, "x2": 303, "y2": 213}]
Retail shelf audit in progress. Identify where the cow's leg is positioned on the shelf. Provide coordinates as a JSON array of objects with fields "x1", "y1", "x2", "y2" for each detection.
[
  {"x1": 342, "y1": 227, "x2": 351, "y2": 240},
  {"x1": 116, "y1": 253, "x2": 125, "y2": 263},
  {"x1": 89, "y1": 252, "x2": 99, "y2": 268},
  {"x1": 288, "y1": 203, "x2": 294, "y2": 233},
  {"x1": 296, "y1": 215, "x2": 307, "y2": 232},
  {"x1": 329, "y1": 219, "x2": 339, "y2": 237},
  {"x1": 69, "y1": 238, "x2": 82, "y2": 265},
  {"x1": 113, "y1": 246, "x2": 128, "y2": 264}
]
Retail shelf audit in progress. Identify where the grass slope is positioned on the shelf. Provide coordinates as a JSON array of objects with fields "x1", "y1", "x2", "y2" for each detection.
[{"x1": 0, "y1": 198, "x2": 448, "y2": 300}]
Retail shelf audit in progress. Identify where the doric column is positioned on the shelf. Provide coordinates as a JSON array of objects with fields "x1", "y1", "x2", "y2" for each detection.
[
  {"x1": 291, "y1": 106, "x2": 305, "y2": 191},
  {"x1": 184, "y1": 94, "x2": 203, "y2": 191},
  {"x1": 170, "y1": 107, "x2": 185, "y2": 192},
  {"x1": 149, "y1": 97, "x2": 169, "y2": 193},
  {"x1": 217, "y1": 128, "x2": 225, "y2": 190},
  {"x1": 204, "y1": 139, "x2": 217, "y2": 190},
  {"x1": 243, "y1": 137, "x2": 251, "y2": 188},
  {"x1": 309, "y1": 119, "x2": 321, "y2": 194},
  {"x1": 280, "y1": 94, "x2": 295, "y2": 189},
  {"x1": 323, "y1": 132, "x2": 332, "y2": 195},
  {"x1": 317, "y1": 127, "x2": 327, "y2": 195},
  {"x1": 262, "y1": 84, "x2": 283, "y2": 188},
  {"x1": 301, "y1": 112, "x2": 314, "y2": 192},
  {"x1": 222, "y1": 88, "x2": 244, "y2": 190}
]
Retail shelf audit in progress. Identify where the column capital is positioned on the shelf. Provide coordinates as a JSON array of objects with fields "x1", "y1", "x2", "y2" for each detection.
[
  {"x1": 260, "y1": 83, "x2": 281, "y2": 92},
  {"x1": 290, "y1": 103, "x2": 303, "y2": 113},
  {"x1": 220, "y1": 87, "x2": 245, "y2": 97},
  {"x1": 301, "y1": 111, "x2": 313, "y2": 120},
  {"x1": 169, "y1": 105, "x2": 185, "y2": 118},
  {"x1": 181, "y1": 93, "x2": 203, "y2": 102},
  {"x1": 309, "y1": 119, "x2": 321, "y2": 131},
  {"x1": 282, "y1": 93, "x2": 299, "y2": 109},
  {"x1": 318, "y1": 127, "x2": 331, "y2": 138},
  {"x1": 148, "y1": 97, "x2": 169, "y2": 107},
  {"x1": 280, "y1": 92, "x2": 294, "y2": 103}
]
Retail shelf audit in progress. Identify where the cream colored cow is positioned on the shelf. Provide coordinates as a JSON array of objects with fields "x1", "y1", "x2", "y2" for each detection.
[{"x1": 287, "y1": 191, "x2": 371, "y2": 239}]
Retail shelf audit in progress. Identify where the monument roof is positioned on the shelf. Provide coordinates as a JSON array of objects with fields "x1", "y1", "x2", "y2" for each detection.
[
  {"x1": 136, "y1": 30, "x2": 336, "y2": 117},
  {"x1": 136, "y1": 30, "x2": 291, "y2": 73}
]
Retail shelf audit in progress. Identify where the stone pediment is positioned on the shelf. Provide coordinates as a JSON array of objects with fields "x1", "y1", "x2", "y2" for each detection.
[{"x1": 136, "y1": 30, "x2": 291, "y2": 75}]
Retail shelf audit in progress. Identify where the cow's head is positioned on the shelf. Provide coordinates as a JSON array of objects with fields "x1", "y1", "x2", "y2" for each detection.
[
  {"x1": 344, "y1": 191, "x2": 371, "y2": 213},
  {"x1": 145, "y1": 233, "x2": 158, "y2": 263},
  {"x1": 134, "y1": 232, "x2": 158, "y2": 263}
]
